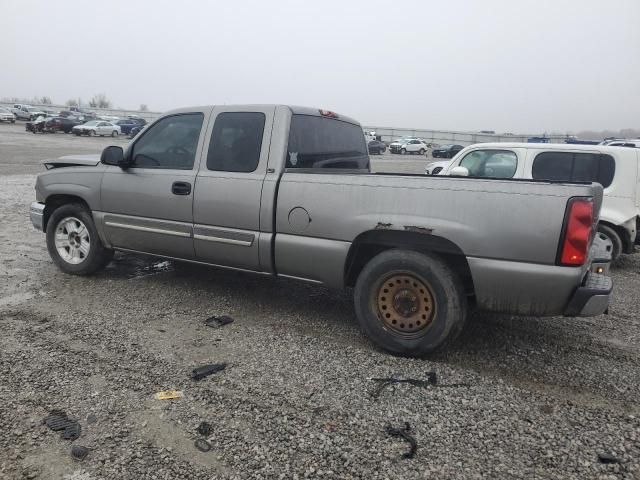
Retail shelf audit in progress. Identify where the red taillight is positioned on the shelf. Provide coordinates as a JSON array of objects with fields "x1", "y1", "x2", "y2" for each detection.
[{"x1": 559, "y1": 198, "x2": 594, "y2": 266}]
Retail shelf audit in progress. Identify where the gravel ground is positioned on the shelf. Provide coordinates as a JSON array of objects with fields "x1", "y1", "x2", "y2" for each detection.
[{"x1": 0, "y1": 122, "x2": 639, "y2": 479}]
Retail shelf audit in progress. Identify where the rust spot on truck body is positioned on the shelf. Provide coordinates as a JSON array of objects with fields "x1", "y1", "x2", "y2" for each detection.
[{"x1": 404, "y1": 226, "x2": 433, "y2": 235}]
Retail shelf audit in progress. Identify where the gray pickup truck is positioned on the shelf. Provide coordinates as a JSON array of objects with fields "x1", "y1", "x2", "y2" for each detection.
[{"x1": 30, "y1": 105, "x2": 612, "y2": 356}]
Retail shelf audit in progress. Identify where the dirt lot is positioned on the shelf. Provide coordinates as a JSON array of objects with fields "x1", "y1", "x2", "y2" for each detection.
[{"x1": 0, "y1": 122, "x2": 639, "y2": 480}]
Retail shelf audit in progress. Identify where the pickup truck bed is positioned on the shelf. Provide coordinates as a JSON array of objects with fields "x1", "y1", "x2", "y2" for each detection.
[{"x1": 30, "y1": 104, "x2": 612, "y2": 356}]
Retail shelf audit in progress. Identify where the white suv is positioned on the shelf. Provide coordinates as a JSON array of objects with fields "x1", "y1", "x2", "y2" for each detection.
[
  {"x1": 444, "y1": 142, "x2": 640, "y2": 260},
  {"x1": 390, "y1": 138, "x2": 429, "y2": 155}
]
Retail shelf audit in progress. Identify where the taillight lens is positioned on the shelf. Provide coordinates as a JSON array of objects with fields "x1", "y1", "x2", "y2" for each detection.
[{"x1": 559, "y1": 198, "x2": 594, "y2": 266}]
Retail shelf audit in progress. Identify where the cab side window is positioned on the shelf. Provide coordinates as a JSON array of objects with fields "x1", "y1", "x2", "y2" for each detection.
[
  {"x1": 131, "y1": 113, "x2": 203, "y2": 170},
  {"x1": 458, "y1": 149, "x2": 517, "y2": 178},
  {"x1": 206, "y1": 112, "x2": 265, "y2": 173}
]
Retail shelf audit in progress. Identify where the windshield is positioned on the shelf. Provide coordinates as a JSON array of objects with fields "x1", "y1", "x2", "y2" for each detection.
[
  {"x1": 440, "y1": 144, "x2": 453, "y2": 149},
  {"x1": 83, "y1": 121, "x2": 99, "y2": 126},
  {"x1": 27, "y1": 107, "x2": 41, "y2": 112}
]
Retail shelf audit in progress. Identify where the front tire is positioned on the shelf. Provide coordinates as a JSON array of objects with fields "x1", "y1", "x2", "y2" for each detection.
[
  {"x1": 354, "y1": 249, "x2": 467, "y2": 356},
  {"x1": 419, "y1": 148, "x2": 425, "y2": 155},
  {"x1": 597, "y1": 224, "x2": 622, "y2": 261},
  {"x1": 88, "y1": 130, "x2": 94, "y2": 137},
  {"x1": 401, "y1": 148, "x2": 407, "y2": 155},
  {"x1": 46, "y1": 203, "x2": 113, "y2": 275}
]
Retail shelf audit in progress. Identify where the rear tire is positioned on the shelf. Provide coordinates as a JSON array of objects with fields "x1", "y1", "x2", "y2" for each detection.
[
  {"x1": 46, "y1": 203, "x2": 114, "y2": 275},
  {"x1": 597, "y1": 224, "x2": 622, "y2": 261},
  {"x1": 111, "y1": 130, "x2": 118, "y2": 137},
  {"x1": 354, "y1": 249, "x2": 467, "y2": 356}
]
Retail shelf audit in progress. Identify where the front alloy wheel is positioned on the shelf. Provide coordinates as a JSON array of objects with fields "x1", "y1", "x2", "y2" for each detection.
[{"x1": 54, "y1": 217, "x2": 91, "y2": 264}]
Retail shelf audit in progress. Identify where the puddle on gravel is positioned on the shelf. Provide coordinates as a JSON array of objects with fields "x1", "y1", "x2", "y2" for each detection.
[{"x1": 102, "y1": 253, "x2": 175, "y2": 280}]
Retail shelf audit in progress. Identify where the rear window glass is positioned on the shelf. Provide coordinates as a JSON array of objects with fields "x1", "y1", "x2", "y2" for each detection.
[
  {"x1": 532, "y1": 152, "x2": 615, "y2": 188},
  {"x1": 287, "y1": 114, "x2": 369, "y2": 170}
]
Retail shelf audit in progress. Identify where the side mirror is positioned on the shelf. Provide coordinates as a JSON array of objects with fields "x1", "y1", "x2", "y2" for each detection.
[
  {"x1": 101, "y1": 146, "x2": 128, "y2": 168},
  {"x1": 449, "y1": 166, "x2": 469, "y2": 176}
]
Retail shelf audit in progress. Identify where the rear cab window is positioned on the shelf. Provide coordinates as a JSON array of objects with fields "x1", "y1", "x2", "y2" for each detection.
[
  {"x1": 532, "y1": 151, "x2": 615, "y2": 188},
  {"x1": 286, "y1": 114, "x2": 369, "y2": 171}
]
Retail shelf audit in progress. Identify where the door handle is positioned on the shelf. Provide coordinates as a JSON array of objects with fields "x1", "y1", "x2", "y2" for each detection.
[{"x1": 172, "y1": 181, "x2": 191, "y2": 195}]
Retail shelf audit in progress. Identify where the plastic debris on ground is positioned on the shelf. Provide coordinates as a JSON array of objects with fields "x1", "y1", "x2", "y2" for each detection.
[
  {"x1": 197, "y1": 422, "x2": 213, "y2": 436},
  {"x1": 195, "y1": 438, "x2": 212, "y2": 452},
  {"x1": 204, "y1": 315, "x2": 234, "y2": 328},
  {"x1": 43, "y1": 410, "x2": 82, "y2": 441},
  {"x1": 192, "y1": 363, "x2": 227, "y2": 381},
  {"x1": 385, "y1": 422, "x2": 417, "y2": 459},
  {"x1": 154, "y1": 390, "x2": 184, "y2": 400},
  {"x1": 71, "y1": 445, "x2": 89, "y2": 461}
]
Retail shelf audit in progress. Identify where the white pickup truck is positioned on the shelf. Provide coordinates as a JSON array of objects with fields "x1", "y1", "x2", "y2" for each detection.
[{"x1": 30, "y1": 105, "x2": 612, "y2": 356}]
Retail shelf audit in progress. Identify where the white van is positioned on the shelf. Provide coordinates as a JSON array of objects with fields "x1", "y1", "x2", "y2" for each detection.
[{"x1": 442, "y1": 143, "x2": 639, "y2": 260}]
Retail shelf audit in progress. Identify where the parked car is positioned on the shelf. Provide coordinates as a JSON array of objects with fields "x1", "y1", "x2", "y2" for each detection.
[
  {"x1": 0, "y1": 107, "x2": 16, "y2": 123},
  {"x1": 114, "y1": 119, "x2": 143, "y2": 135},
  {"x1": 128, "y1": 124, "x2": 144, "y2": 139},
  {"x1": 69, "y1": 107, "x2": 97, "y2": 120},
  {"x1": 432, "y1": 144, "x2": 464, "y2": 158},
  {"x1": 604, "y1": 140, "x2": 640, "y2": 148},
  {"x1": 127, "y1": 115, "x2": 147, "y2": 126},
  {"x1": 72, "y1": 120, "x2": 121, "y2": 137},
  {"x1": 25, "y1": 116, "x2": 46, "y2": 133},
  {"x1": 442, "y1": 142, "x2": 640, "y2": 260},
  {"x1": 425, "y1": 160, "x2": 451, "y2": 175},
  {"x1": 12, "y1": 104, "x2": 46, "y2": 121},
  {"x1": 30, "y1": 105, "x2": 611, "y2": 357},
  {"x1": 368, "y1": 140, "x2": 386, "y2": 155},
  {"x1": 390, "y1": 138, "x2": 429, "y2": 155},
  {"x1": 44, "y1": 116, "x2": 83, "y2": 133}
]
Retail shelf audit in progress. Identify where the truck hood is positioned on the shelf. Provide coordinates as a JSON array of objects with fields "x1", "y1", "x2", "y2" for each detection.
[{"x1": 42, "y1": 154, "x2": 101, "y2": 169}]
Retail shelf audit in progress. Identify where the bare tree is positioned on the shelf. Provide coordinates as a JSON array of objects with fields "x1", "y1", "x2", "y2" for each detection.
[
  {"x1": 38, "y1": 96, "x2": 52, "y2": 105},
  {"x1": 89, "y1": 93, "x2": 112, "y2": 109},
  {"x1": 65, "y1": 98, "x2": 82, "y2": 107},
  {"x1": 139, "y1": 104, "x2": 149, "y2": 112}
]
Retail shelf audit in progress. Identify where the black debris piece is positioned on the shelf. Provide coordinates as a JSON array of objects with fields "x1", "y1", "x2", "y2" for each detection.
[
  {"x1": 197, "y1": 422, "x2": 212, "y2": 436},
  {"x1": 598, "y1": 452, "x2": 621, "y2": 464},
  {"x1": 370, "y1": 372, "x2": 438, "y2": 399},
  {"x1": 45, "y1": 412, "x2": 72, "y2": 431},
  {"x1": 43, "y1": 410, "x2": 82, "y2": 441},
  {"x1": 195, "y1": 439, "x2": 212, "y2": 452},
  {"x1": 204, "y1": 315, "x2": 234, "y2": 328},
  {"x1": 370, "y1": 372, "x2": 469, "y2": 399},
  {"x1": 71, "y1": 445, "x2": 89, "y2": 461},
  {"x1": 385, "y1": 422, "x2": 417, "y2": 459},
  {"x1": 192, "y1": 363, "x2": 227, "y2": 381},
  {"x1": 61, "y1": 422, "x2": 82, "y2": 441}
]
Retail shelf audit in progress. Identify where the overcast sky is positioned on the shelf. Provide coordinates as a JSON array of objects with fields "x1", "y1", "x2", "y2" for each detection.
[{"x1": 1, "y1": 0, "x2": 638, "y2": 133}]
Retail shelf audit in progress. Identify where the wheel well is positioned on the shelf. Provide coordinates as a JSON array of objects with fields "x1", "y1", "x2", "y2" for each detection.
[
  {"x1": 599, "y1": 220, "x2": 631, "y2": 253},
  {"x1": 43, "y1": 195, "x2": 90, "y2": 232},
  {"x1": 344, "y1": 230, "x2": 475, "y2": 296}
]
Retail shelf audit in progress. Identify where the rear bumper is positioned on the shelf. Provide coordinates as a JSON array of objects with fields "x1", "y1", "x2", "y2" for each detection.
[
  {"x1": 30, "y1": 202, "x2": 45, "y2": 231},
  {"x1": 564, "y1": 272, "x2": 612, "y2": 317}
]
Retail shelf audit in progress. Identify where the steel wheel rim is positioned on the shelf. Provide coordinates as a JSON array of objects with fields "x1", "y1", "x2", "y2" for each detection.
[
  {"x1": 374, "y1": 273, "x2": 436, "y2": 337},
  {"x1": 54, "y1": 216, "x2": 90, "y2": 264}
]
